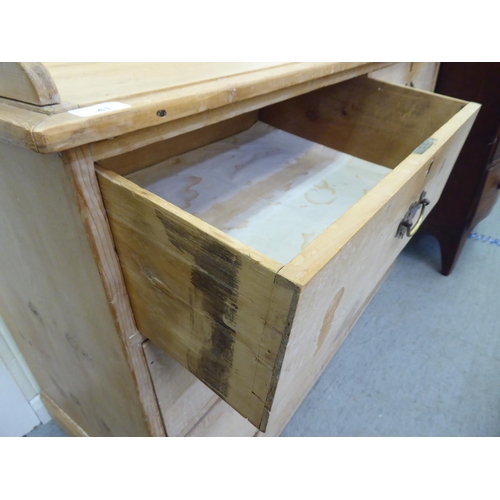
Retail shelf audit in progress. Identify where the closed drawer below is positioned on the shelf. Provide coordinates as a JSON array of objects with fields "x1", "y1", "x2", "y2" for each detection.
[
  {"x1": 97, "y1": 77, "x2": 479, "y2": 432},
  {"x1": 143, "y1": 340, "x2": 256, "y2": 437}
]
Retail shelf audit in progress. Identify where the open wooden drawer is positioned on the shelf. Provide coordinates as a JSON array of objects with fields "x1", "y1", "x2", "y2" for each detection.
[{"x1": 96, "y1": 77, "x2": 479, "y2": 433}]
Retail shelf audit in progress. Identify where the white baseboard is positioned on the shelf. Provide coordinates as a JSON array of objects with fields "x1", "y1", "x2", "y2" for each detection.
[{"x1": 29, "y1": 394, "x2": 52, "y2": 425}]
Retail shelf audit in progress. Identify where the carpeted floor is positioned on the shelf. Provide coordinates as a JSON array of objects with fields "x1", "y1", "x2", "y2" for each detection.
[
  {"x1": 282, "y1": 200, "x2": 500, "y2": 436},
  {"x1": 27, "y1": 201, "x2": 500, "y2": 437}
]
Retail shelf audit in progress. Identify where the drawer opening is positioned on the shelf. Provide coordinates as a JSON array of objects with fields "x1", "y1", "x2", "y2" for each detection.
[
  {"x1": 126, "y1": 119, "x2": 391, "y2": 264},
  {"x1": 111, "y1": 76, "x2": 466, "y2": 266}
]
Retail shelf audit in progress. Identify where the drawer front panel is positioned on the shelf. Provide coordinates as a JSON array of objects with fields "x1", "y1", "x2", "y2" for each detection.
[{"x1": 263, "y1": 103, "x2": 479, "y2": 436}]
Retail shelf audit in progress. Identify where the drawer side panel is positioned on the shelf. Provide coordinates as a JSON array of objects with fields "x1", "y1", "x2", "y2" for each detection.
[{"x1": 97, "y1": 169, "x2": 299, "y2": 430}]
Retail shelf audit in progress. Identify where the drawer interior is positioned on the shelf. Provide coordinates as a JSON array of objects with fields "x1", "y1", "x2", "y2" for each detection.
[
  {"x1": 127, "y1": 120, "x2": 391, "y2": 264},
  {"x1": 104, "y1": 76, "x2": 465, "y2": 265}
]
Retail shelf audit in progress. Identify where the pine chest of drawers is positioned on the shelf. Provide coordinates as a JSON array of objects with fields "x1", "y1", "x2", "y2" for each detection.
[{"x1": 0, "y1": 63, "x2": 478, "y2": 436}]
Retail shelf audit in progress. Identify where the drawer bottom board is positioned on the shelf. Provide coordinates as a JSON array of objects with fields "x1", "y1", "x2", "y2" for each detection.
[{"x1": 128, "y1": 121, "x2": 391, "y2": 265}]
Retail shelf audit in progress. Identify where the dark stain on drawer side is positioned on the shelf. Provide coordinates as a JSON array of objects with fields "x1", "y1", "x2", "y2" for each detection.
[
  {"x1": 191, "y1": 241, "x2": 241, "y2": 398},
  {"x1": 155, "y1": 209, "x2": 241, "y2": 398},
  {"x1": 154, "y1": 209, "x2": 189, "y2": 253}
]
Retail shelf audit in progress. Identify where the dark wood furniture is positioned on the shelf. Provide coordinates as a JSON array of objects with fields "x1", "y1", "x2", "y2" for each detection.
[{"x1": 421, "y1": 63, "x2": 500, "y2": 275}]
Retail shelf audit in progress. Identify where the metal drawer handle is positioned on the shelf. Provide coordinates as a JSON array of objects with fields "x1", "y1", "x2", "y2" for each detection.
[{"x1": 396, "y1": 191, "x2": 430, "y2": 238}]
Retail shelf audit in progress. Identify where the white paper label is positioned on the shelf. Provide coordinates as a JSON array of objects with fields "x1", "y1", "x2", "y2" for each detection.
[{"x1": 68, "y1": 102, "x2": 131, "y2": 117}]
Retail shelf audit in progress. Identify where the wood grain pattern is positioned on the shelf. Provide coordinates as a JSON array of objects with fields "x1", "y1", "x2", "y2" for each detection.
[
  {"x1": 261, "y1": 102, "x2": 479, "y2": 436},
  {"x1": 144, "y1": 340, "x2": 221, "y2": 436},
  {"x1": 97, "y1": 167, "x2": 300, "y2": 431},
  {"x1": 89, "y1": 63, "x2": 391, "y2": 163},
  {"x1": 144, "y1": 340, "x2": 261, "y2": 436},
  {"x1": 63, "y1": 146, "x2": 165, "y2": 436},
  {"x1": 144, "y1": 339, "x2": 262, "y2": 436},
  {"x1": 0, "y1": 95, "x2": 75, "y2": 115},
  {"x1": 369, "y1": 62, "x2": 440, "y2": 91},
  {"x1": 186, "y1": 399, "x2": 257, "y2": 437},
  {"x1": 255, "y1": 264, "x2": 394, "y2": 437},
  {"x1": 0, "y1": 102, "x2": 42, "y2": 150},
  {"x1": 0, "y1": 62, "x2": 392, "y2": 154},
  {"x1": 127, "y1": 121, "x2": 392, "y2": 264},
  {"x1": 40, "y1": 393, "x2": 88, "y2": 437},
  {"x1": 98, "y1": 112, "x2": 259, "y2": 176},
  {"x1": 43, "y1": 63, "x2": 289, "y2": 107},
  {"x1": 282, "y1": 101, "x2": 480, "y2": 285},
  {"x1": 260, "y1": 76, "x2": 465, "y2": 168},
  {"x1": 97, "y1": 82, "x2": 478, "y2": 435},
  {"x1": 0, "y1": 142, "x2": 156, "y2": 436},
  {"x1": 0, "y1": 62, "x2": 60, "y2": 105}
]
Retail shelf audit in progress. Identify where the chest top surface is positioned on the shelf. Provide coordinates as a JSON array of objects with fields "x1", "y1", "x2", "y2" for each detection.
[{"x1": 0, "y1": 62, "x2": 390, "y2": 154}]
